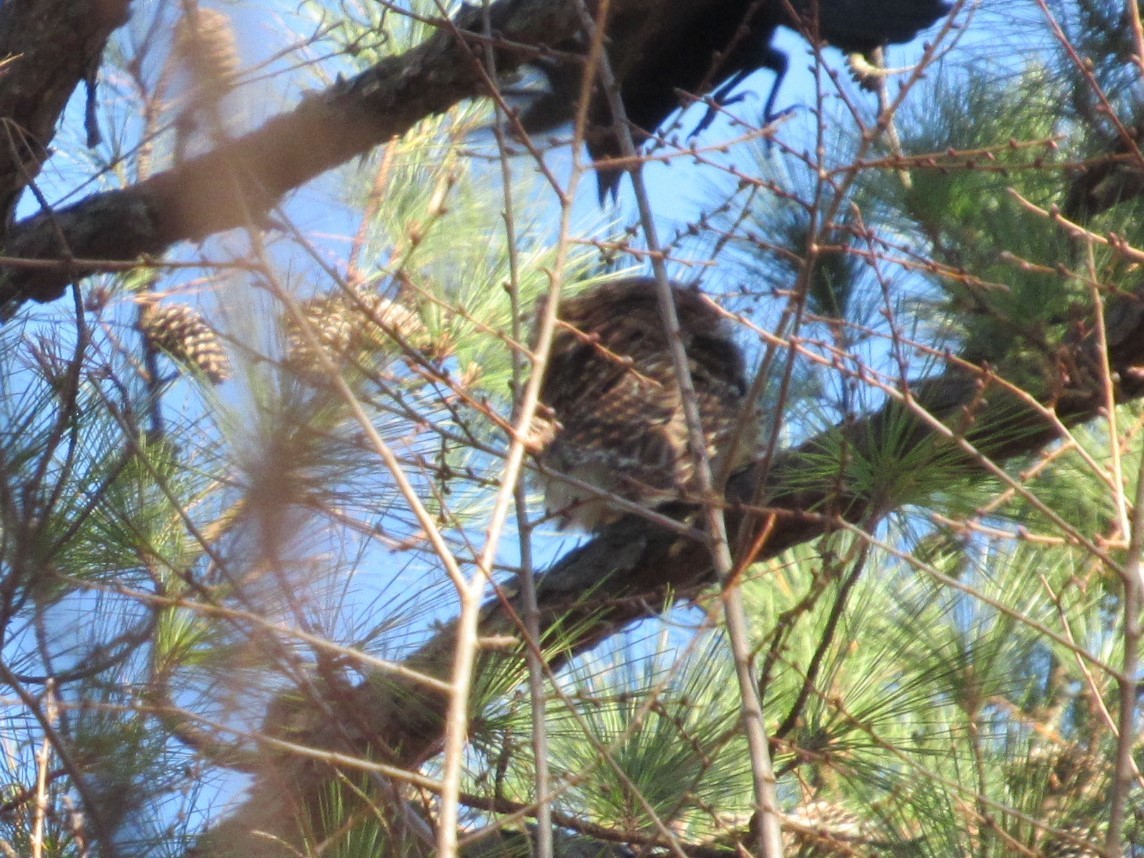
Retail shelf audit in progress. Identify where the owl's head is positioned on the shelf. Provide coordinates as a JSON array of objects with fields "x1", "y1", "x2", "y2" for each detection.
[{"x1": 550, "y1": 277, "x2": 738, "y2": 353}]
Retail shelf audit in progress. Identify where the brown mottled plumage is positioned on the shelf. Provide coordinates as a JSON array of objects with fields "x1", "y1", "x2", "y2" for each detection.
[{"x1": 534, "y1": 278, "x2": 751, "y2": 530}]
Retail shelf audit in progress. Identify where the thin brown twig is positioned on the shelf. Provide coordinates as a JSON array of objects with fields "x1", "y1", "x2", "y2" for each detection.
[
  {"x1": 1108, "y1": 444, "x2": 1144, "y2": 853},
  {"x1": 427, "y1": 0, "x2": 601, "y2": 846},
  {"x1": 575, "y1": 1, "x2": 784, "y2": 852},
  {"x1": 29, "y1": 681, "x2": 53, "y2": 858},
  {"x1": 477, "y1": 0, "x2": 555, "y2": 851}
]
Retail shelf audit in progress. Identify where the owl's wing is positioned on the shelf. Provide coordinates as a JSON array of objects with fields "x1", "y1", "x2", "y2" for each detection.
[{"x1": 546, "y1": 352, "x2": 678, "y2": 474}]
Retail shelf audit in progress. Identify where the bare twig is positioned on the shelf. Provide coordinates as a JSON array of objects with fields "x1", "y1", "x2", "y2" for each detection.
[
  {"x1": 1108, "y1": 445, "x2": 1144, "y2": 852},
  {"x1": 575, "y1": 2, "x2": 784, "y2": 853}
]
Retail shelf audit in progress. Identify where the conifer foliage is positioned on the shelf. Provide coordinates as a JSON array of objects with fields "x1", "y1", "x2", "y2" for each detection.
[{"x1": 0, "y1": 2, "x2": 1141, "y2": 857}]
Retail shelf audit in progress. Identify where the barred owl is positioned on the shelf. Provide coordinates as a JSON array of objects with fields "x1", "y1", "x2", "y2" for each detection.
[{"x1": 534, "y1": 278, "x2": 752, "y2": 530}]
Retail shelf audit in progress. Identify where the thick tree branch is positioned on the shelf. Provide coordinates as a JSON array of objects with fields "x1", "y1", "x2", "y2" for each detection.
[
  {"x1": 0, "y1": 0, "x2": 131, "y2": 223},
  {"x1": 0, "y1": 0, "x2": 764, "y2": 319},
  {"x1": 192, "y1": 285, "x2": 1144, "y2": 856},
  {"x1": 0, "y1": 0, "x2": 589, "y2": 317}
]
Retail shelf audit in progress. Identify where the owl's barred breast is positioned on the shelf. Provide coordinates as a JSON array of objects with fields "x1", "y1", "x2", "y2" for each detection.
[{"x1": 534, "y1": 278, "x2": 754, "y2": 530}]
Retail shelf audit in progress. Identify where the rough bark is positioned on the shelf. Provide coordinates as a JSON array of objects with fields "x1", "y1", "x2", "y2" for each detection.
[
  {"x1": 0, "y1": 0, "x2": 588, "y2": 318},
  {"x1": 0, "y1": 0, "x2": 131, "y2": 223}
]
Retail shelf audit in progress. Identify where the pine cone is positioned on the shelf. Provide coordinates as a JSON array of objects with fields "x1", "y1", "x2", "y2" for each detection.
[
  {"x1": 283, "y1": 288, "x2": 423, "y2": 373},
  {"x1": 285, "y1": 293, "x2": 354, "y2": 367},
  {"x1": 780, "y1": 800, "x2": 876, "y2": 856},
  {"x1": 1041, "y1": 825, "x2": 1100, "y2": 858},
  {"x1": 141, "y1": 303, "x2": 231, "y2": 384},
  {"x1": 173, "y1": 8, "x2": 241, "y2": 97}
]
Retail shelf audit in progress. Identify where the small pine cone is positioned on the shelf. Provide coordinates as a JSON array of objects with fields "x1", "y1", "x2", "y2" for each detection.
[
  {"x1": 285, "y1": 293, "x2": 354, "y2": 368},
  {"x1": 284, "y1": 289, "x2": 424, "y2": 372},
  {"x1": 141, "y1": 303, "x2": 230, "y2": 384},
  {"x1": 173, "y1": 8, "x2": 241, "y2": 96},
  {"x1": 1041, "y1": 825, "x2": 1101, "y2": 858},
  {"x1": 779, "y1": 800, "x2": 874, "y2": 856},
  {"x1": 350, "y1": 289, "x2": 425, "y2": 348}
]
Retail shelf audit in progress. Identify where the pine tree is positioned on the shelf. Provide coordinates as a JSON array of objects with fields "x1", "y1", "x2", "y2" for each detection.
[{"x1": 0, "y1": 2, "x2": 1141, "y2": 857}]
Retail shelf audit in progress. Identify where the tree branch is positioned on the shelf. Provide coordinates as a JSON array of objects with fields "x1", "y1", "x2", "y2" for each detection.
[
  {"x1": 0, "y1": 0, "x2": 584, "y2": 317},
  {"x1": 0, "y1": 0, "x2": 131, "y2": 223},
  {"x1": 191, "y1": 282, "x2": 1144, "y2": 856}
]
